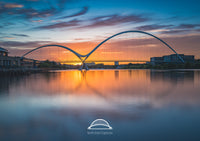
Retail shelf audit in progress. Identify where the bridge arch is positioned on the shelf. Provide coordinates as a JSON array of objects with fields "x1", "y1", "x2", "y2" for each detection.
[
  {"x1": 21, "y1": 30, "x2": 184, "y2": 70},
  {"x1": 84, "y1": 30, "x2": 184, "y2": 63},
  {"x1": 21, "y1": 44, "x2": 84, "y2": 61}
]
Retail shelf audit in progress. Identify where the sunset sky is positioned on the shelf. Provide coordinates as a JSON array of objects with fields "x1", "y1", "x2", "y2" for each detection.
[{"x1": 0, "y1": 0, "x2": 200, "y2": 61}]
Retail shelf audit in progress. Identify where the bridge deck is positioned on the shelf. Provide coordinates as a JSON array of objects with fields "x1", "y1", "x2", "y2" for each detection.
[{"x1": 59, "y1": 60, "x2": 149, "y2": 63}]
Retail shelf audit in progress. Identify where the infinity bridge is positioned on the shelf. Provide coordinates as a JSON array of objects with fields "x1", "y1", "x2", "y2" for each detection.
[{"x1": 21, "y1": 30, "x2": 184, "y2": 70}]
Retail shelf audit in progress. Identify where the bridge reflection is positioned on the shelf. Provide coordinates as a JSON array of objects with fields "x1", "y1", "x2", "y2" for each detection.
[{"x1": 1, "y1": 70, "x2": 200, "y2": 107}]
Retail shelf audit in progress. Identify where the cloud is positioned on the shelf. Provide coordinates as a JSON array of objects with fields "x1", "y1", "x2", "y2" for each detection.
[
  {"x1": 11, "y1": 34, "x2": 29, "y2": 37},
  {"x1": 31, "y1": 20, "x2": 43, "y2": 22},
  {"x1": 13, "y1": 8, "x2": 55, "y2": 19},
  {"x1": 80, "y1": 14, "x2": 148, "y2": 29},
  {"x1": 136, "y1": 24, "x2": 172, "y2": 31},
  {"x1": 35, "y1": 14, "x2": 148, "y2": 30},
  {"x1": 177, "y1": 24, "x2": 200, "y2": 29},
  {"x1": 0, "y1": 0, "x2": 84, "y2": 21},
  {"x1": 57, "y1": 6, "x2": 89, "y2": 19},
  {"x1": 0, "y1": 41, "x2": 51, "y2": 48},
  {"x1": 3, "y1": 37, "x2": 15, "y2": 40},
  {"x1": 0, "y1": 1, "x2": 66, "y2": 19},
  {"x1": 4, "y1": 3, "x2": 24, "y2": 8},
  {"x1": 0, "y1": 4, "x2": 54, "y2": 19},
  {"x1": 0, "y1": 2, "x2": 22, "y2": 14},
  {"x1": 36, "y1": 19, "x2": 80, "y2": 29},
  {"x1": 135, "y1": 24, "x2": 200, "y2": 35},
  {"x1": 161, "y1": 29, "x2": 190, "y2": 35}
]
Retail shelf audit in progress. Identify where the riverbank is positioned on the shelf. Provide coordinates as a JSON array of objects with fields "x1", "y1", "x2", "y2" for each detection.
[
  {"x1": 1, "y1": 62, "x2": 200, "y2": 76},
  {"x1": 0, "y1": 68, "x2": 48, "y2": 76}
]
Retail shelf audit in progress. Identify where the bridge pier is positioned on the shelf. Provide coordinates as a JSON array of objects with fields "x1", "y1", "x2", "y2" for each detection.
[{"x1": 79, "y1": 62, "x2": 89, "y2": 71}]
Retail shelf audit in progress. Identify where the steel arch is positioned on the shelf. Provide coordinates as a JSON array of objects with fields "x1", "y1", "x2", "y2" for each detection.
[
  {"x1": 21, "y1": 44, "x2": 83, "y2": 61},
  {"x1": 21, "y1": 30, "x2": 185, "y2": 70},
  {"x1": 84, "y1": 30, "x2": 184, "y2": 63}
]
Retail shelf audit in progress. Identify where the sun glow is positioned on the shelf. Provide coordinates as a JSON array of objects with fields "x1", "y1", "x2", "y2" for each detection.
[{"x1": 74, "y1": 63, "x2": 82, "y2": 65}]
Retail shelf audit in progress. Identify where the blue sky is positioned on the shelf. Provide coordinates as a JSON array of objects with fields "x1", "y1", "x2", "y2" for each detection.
[{"x1": 0, "y1": 0, "x2": 200, "y2": 59}]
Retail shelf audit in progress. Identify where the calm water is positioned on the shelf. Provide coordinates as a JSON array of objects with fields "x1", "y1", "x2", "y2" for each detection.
[{"x1": 0, "y1": 69, "x2": 200, "y2": 141}]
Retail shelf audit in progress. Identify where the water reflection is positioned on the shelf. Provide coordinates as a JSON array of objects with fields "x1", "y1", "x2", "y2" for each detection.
[
  {"x1": 0, "y1": 70, "x2": 200, "y2": 141},
  {"x1": 1, "y1": 70, "x2": 200, "y2": 105},
  {"x1": 150, "y1": 70, "x2": 194, "y2": 83}
]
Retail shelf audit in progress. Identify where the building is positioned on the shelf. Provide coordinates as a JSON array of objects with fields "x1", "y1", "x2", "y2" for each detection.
[
  {"x1": 0, "y1": 47, "x2": 39, "y2": 68},
  {"x1": 151, "y1": 54, "x2": 195, "y2": 65},
  {"x1": 21, "y1": 58, "x2": 40, "y2": 68},
  {"x1": 163, "y1": 54, "x2": 194, "y2": 63},
  {"x1": 0, "y1": 47, "x2": 21, "y2": 68},
  {"x1": 150, "y1": 57, "x2": 163, "y2": 65},
  {"x1": 183, "y1": 55, "x2": 195, "y2": 62},
  {"x1": 0, "y1": 47, "x2": 8, "y2": 56}
]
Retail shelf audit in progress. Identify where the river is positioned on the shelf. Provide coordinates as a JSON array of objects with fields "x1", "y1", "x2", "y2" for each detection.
[{"x1": 0, "y1": 69, "x2": 200, "y2": 141}]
